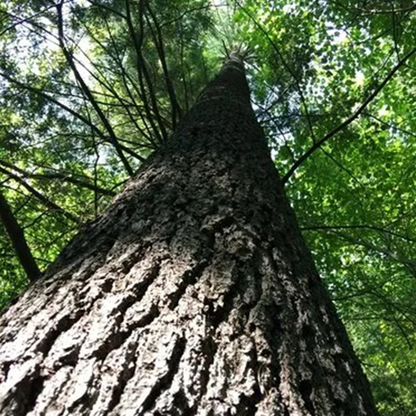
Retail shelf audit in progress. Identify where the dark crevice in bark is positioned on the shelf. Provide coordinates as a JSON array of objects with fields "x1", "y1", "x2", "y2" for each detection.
[
  {"x1": 299, "y1": 379, "x2": 315, "y2": 415},
  {"x1": 170, "y1": 389, "x2": 192, "y2": 415},
  {"x1": 252, "y1": 303, "x2": 283, "y2": 389},
  {"x1": 96, "y1": 304, "x2": 160, "y2": 365},
  {"x1": 204, "y1": 276, "x2": 239, "y2": 330},
  {"x1": 101, "y1": 277, "x2": 115, "y2": 293},
  {"x1": 36, "y1": 308, "x2": 85, "y2": 357},
  {"x1": 0, "y1": 364, "x2": 43, "y2": 416},
  {"x1": 168, "y1": 259, "x2": 210, "y2": 310},
  {"x1": 105, "y1": 340, "x2": 140, "y2": 414},
  {"x1": 57, "y1": 344, "x2": 82, "y2": 370},
  {"x1": 91, "y1": 328, "x2": 128, "y2": 362},
  {"x1": 67, "y1": 384, "x2": 93, "y2": 415},
  {"x1": 117, "y1": 260, "x2": 161, "y2": 313},
  {"x1": 118, "y1": 248, "x2": 146, "y2": 275},
  {"x1": 139, "y1": 335, "x2": 187, "y2": 414},
  {"x1": 233, "y1": 389, "x2": 263, "y2": 416},
  {"x1": 90, "y1": 265, "x2": 161, "y2": 362},
  {"x1": 191, "y1": 335, "x2": 218, "y2": 416},
  {"x1": 203, "y1": 216, "x2": 235, "y2": 235},
  {"x1": 244, "y1": 339, "x2": 265, "y2": 415},
  {"x1": 0, "y1": 360, "x2": 11, "y2": 381},
  {"x1": 126, "y1": 302, "x2": 160, "y2": 331},
  {"x1": 24, "y1": 375, "x2": 45, "y2": 414},
  {"x1": 199, "y1": 335, "x2": 218, "y2": 396}
]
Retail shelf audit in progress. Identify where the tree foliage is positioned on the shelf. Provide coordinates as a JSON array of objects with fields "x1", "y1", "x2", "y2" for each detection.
[{"x1": 0, "y1": 0, "x2": 415, "y2": 414}]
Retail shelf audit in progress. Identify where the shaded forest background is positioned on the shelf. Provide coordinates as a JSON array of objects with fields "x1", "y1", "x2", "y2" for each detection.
[{"x1": 0, "y1": 0, "x2": 415, "y2": 414}]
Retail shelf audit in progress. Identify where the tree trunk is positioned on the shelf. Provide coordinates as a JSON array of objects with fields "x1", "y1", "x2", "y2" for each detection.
[
  {"x1": 0, "y1": 190, "x2": 41, "y2": 282},
  {"x1": 0, "y1": 54, "x2": 378, "y2": 415}
]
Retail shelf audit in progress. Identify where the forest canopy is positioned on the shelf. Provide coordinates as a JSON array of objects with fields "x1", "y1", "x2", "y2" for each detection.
[{"x1": 0, "y1": 0, "x2": 415, "y2": 414}]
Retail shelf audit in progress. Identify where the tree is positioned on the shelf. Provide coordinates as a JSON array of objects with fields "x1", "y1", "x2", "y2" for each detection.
[
  {"x1": 0, "y1": 0, "x2": 415, "y2": 414},
  {"x1": 0, "y1": 51, "x2": 379, "y2": 415},
  {"x1": 0, "y1": 190, "x2": 42, "y2": 283}
]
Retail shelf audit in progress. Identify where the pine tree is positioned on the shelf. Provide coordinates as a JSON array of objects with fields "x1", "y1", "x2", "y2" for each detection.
[{"x1": 0, "y1": 53, "x2": 378, "y2": 416}]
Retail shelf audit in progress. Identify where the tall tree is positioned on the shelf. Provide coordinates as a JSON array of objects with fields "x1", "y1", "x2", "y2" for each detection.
[
  {"x1": 0, "y1": 53, "x2": 377, "y2": 415},
  {"x1": 1, "y1": 0, "x2": 415, "y2": 413}
]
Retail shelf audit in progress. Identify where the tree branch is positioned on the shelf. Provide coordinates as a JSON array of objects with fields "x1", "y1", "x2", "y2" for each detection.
[
  {"x1": 147, "y1": 3, "x2": 182, "y2": 129},
  {"x1": 301, "y1": 223, "x2": 416, "y2": 243},
  {"x1": 125, "y1": 0, "x2": 168, "y2": 142},
  {"x1": 0, "y1": 160, "x2": 116, "y2": 196},
  {"x1": 311, "y1": 227, "x2": 416, "y2": 276},
  {"x1": 56, "y1": 0, "x2": 134, "y2": 176},
  {"x1": 282, "y1": 46, "x2": 416, "y2": 185},
  {"x1": 77, "y1": 14, "x2": 158, "y2": 148},
  {"x1": 235, "y1": 0, "x2": 317, "y2": 143},
  {"x1": 0, "y1": 71, "x2": 144, "y2": 163},
  {"x1": 0, "y1": 166, "x2": 80, "y2": 224}
]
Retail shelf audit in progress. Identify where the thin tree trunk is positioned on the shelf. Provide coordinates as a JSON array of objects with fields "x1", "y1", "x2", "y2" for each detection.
[
  {"x1": 0, "y1": 190, "x2": 41, "y2": 282},
  {"x1": 0, "y1": 54, "x2": 378, "y2": 415}
]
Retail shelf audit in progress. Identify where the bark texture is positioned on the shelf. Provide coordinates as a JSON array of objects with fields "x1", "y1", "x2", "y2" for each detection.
[{"x1": 0, "y1": 55, "x2": 378, "y2": 415}]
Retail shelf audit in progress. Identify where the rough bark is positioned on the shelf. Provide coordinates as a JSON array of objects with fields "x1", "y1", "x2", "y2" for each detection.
[{"x1": 0, "y1": 54, "x2": 378, "y2": 415}]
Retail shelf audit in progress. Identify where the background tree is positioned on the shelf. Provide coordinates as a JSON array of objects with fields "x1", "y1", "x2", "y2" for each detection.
[{"x1": 0, "y1": 0, "x2": 415, "y2": 414}]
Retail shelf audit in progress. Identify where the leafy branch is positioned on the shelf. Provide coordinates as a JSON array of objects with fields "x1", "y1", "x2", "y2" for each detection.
[{"x1": 282, "y1": 46, "x2": 416, "y2": 184}]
